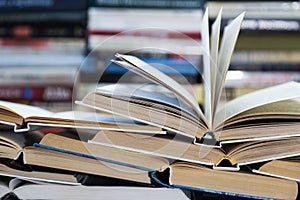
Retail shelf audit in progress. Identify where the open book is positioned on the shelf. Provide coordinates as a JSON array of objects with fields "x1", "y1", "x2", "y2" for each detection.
[
  {"x1": 76, "y1": 9, "x2": 300, "y2": 146},
  {"x1": 0, "y1": 100, "x2": 163, "y2": 134}
]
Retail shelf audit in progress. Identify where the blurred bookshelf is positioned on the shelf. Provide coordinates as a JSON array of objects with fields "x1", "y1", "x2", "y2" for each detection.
[
  {"x1": 1, "y1": 0, "x2": 300, "y2": 108},
  {"x1": 78, "y1": 0, "x2": 205, "y2": 102},
  {"x1": 0, "y1": 0, "x2": 87, "y2": 111}
]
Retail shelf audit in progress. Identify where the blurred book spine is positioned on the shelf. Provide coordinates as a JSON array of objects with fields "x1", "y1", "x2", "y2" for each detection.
[
  {"x1": 0, "y1": 0, "x2": 87, "y2": 38},
  {"x1": 206, "y1": 0, "x2": 300, "y2": 95},
  {"x1": 89, "y1": 0, "x2": 204, "y2": 9},
  {"x1": 0, "y1": 85, "x2": 73, "y2": 102}
]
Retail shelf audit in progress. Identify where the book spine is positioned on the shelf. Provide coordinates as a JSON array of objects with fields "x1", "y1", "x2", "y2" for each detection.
[
  {"x1": 235, "y1": 34, "x2": 300, "y2": 50},
  {"x1": 230, "y1": 63, "x2": 300, "y2": 71},
  {"x1": 0, "y1": 38, "x2": 85, "y2": 51},
  {"x1": 88, "y1": 30, "x2": 201, "y2": 40},
  {"x1": 106, "y1": 57, "x2": 199, "y2": 75},
  {"x1": 233, "y1": 50, "x2": 300, "y2": 64},
  {"x1": 0, "y1": 85, "x2": 74, "y2": 102},
  {"x1": 225, "y1": 71, "x2": 300, "y2": 88},
  {"x1": 223, "y1": 18, "x2": 300, "y2": 33},
  {"x1": 88, "y1": 0, "x2": 204, "y2": 9},
  {"x1": 0, "y1": 24, "x2": 86, "y2": 38},
  {"x1": 0, "y1": 11, "x2": 87, "y2": 38},
  {"x1": 0, "y1": 11, "x2": 87, "y2": 23},
  {"x1": 207, "y1": 1, "x2": 300, "y2": 19},
  {"x1": 88, "y1": 8, "x2": 202, "y2": 39},
  {"x1": 0, "y1": 0, "x2": 87, "y2": 12}
]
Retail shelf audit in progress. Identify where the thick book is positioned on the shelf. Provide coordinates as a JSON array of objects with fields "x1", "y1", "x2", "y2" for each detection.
[
  {"x1": 0, "y1": 131, "x2": 79, "y2": 185},
  {"x1": 31, "y1": 133, "x2": 299, "y2": 199},
  {"x1": 77, "y1": 9, "x2": 300, "y2": 145},
  {"x1": 89, "y1": 130, "x2": 300, "y2": 170},
  {"x1": 0, "y1": 162, "x2": 79, "y2": 186},
  {"x1": 0, "y1": 131, "x2": 160, "y2": 185},
  {"x1": 0, "y1": 100, "x2": 163, "y2": 134}
]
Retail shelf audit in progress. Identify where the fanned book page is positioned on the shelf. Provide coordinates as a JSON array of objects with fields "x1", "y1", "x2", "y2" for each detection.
[
  {"x1": 212, "y1": 11, "x2": 245, "y2": 121},
  {"x1": 201, "y1": 8, "x2": 212, "y2": 126},
  {"x1": 209, "y1": 8, "x2": 222, "y2": 122},
  {"x1": 77, "y1": 9, "x2": 300, "y2": 146},
  {"x1": 115, "y1": 54, "x2": 206, "y2": 124}
]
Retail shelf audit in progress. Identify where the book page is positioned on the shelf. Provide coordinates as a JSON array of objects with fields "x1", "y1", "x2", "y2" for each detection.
[
  {"x1": 227, "y1": 99, "x2": 300, "y2": 123},
  {"x1": 201, "y1": 9, "x2": 212, "y2": 127},
  {"x1": 90, "y1": 130, "x2": 223, "y2": 166},
  {"x1": 95, "y1": 84, "x2": 199, "y2": 120},
  {"x1": 40, "y1": 133, "x2": 169, "y2": 171},
  {"x1": 0, "y1": 101, "x2": 53, "y2": 119},
  {"x1": 210, "y1": 9, "x2": 222, "y2": 122},
  {"x1": 0, "y1": 131, "x2": 27, "y2": 149},
  {"x1": 53, "y1": 111, "x2": 145, "y2": 123},
  {"x1": 15, "y1": 185, "x2": 190, "y2": 200},
  {"x1": 115, "y1": 54, "x2": 207, "y2": 126},
  {"x1": 227, "y1": 137, "x2": 300, "y2": 166},
  {"x1": 215, "y1": 82, "x2": 300, "y2": 128},
  {"x1": 0, "y1": 164, "x2": 79, "y2": 185},
  {"x1": 171, "y1": 162, "x2": 298, "y2": 200},
  {"x1": 213, "y1": 12, "x2": 245, "y2": 125},
  {"x1": 254, "y1": 159, "x2": 300, "y2": 182},
  {"x1": 0, "y1": 177, "x2": 10, "y2": 197}
]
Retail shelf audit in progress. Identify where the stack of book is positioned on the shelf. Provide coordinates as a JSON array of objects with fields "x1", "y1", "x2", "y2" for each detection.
[{"x1": 0, "y1": 9, "x2": 299, "y2": 200}]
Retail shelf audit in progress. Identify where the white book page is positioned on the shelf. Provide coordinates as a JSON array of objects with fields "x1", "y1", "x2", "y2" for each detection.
[
  {"x1": 15, "y1": 185, "x2": 190, "y2": 200},
  {"x1": 0, "y1": 179, "x2": 10, "y2": 198},
  {"x1": 0, "y1": 164, "x2": 79, "y2": 186},
  {"x1": 210, "y1": 9, "x2": 222, "y2": 121},
  {"x1": 53, "y1": 111, "x2": 114, "y2": 122},
  {"x1": 0, "y1": 100, "x2": 53, "y2": 119},
  {"x1": 95, "y1": 83, "x2": 199, "y2": 119},
  {"x1": 215, "y1": 82, "x2": 300, "y2": 127},
  {"x1": 201, "y1": 9, "x2": 212, "y2": 127},
  {"x1": 213, "y1": 12, "x2": 245, "y2": 125},
  {"x1": 252, "y1": 169, "x2": 300, "y2": 183},
  {"x1": 115, "y1": 54, "x2": 207, "y2": 125}
]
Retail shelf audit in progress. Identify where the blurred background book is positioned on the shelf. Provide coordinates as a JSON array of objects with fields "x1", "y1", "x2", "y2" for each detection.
[
  {"x1": 0, "y1": 0, "x2": 87, "y2": 111},
  {"x1": 1, "y1": 0, "x2": 300, "y2": 109}
]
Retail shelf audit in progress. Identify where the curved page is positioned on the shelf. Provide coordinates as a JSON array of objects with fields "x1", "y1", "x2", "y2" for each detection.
[
  {"x1": 115, "y1": 54, "x2": 206, "y2": 125},
  {"x1": 215, "y1": 82, "x2": 300, "y2": 128}
]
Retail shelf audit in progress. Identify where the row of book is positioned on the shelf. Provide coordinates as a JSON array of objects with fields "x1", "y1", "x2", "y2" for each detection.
[
  {"x1": 0, "y1": 0, "x2": 87, "y2": 112},
  {"x1": 0, "y1": 0, "x2": 87, "y2": 38},
  {"x1": 2, "y1": 0, "x2": 300, "y2": 107},
  {"x1": 0, "y1": 38, "x2": 84, "y2": 111}
]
